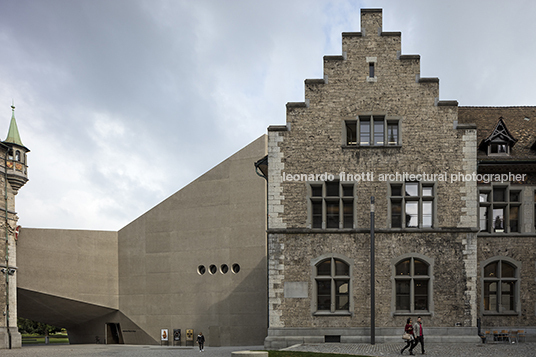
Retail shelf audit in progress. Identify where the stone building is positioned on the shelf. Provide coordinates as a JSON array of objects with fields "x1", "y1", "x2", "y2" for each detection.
[
  {"x1": 7, "y1": 8, "x2": 536, "y2": 349},
  {"x1": 0, "y1": 104, "x2": 30, "y2": 349},
  {"x1": 263, "y1": 9, "x2": 536, "y2": 348}
]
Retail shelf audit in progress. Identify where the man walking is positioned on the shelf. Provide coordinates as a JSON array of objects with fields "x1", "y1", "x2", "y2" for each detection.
[{"x1": 413, "y1": 317, "x2": 425, "y2": 354}]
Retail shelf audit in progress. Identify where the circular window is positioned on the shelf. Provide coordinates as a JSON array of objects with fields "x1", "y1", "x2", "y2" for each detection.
[
  {"x1": 209, "y1": 264, "x2": 217, "y2": 275},
  {"x1": 232, "y1": 263, "x2": 241, "y2": 274},
  {"x1": 220, "y1": 264, "x2": 229, "y2": 274},
  {"x1": 197, "y1": 265, "x2": 206, "y2": 275}
]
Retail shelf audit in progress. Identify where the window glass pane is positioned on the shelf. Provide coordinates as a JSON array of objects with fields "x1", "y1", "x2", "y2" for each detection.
[
  {"x1": 493, "y1": 187, "x2": 506, "y2": 202},
  {"x1": 396, "y1": 259, "x2": 410, "y2": 276},
  {"x1": 316, "y1": 280, "x2": 331, "y2": 310},
  {"x1": 391, "y1": 200, "x2": 402, "y2": 228},
  {"x1": 501, "y1": 261, "x2": 515, "y2": 278},
  {"x1": 484, "y1": 262, "x2": 497, "y2": 277},
  {"x1": 509, "y1": 191, "x2": 520, "y2": 202},
  {"x1": 479, "y1": 192, "x2": 489, "y2": 202},
  {"x1": 405, "y1": 201, "x2": 418, "y2": 227},
  {"x1": 335, "y1": 280, "x2": 349, "y2": 310},
  {"x1": 483, "y1": 282, "x2": 496, "y2": 311},
  {"x1": 374, "y1": 120, "x2": 384, "y2": 145},
  {"x1": 326, "y1": 181, "x2": 339, "y2": 196},
  {"x1": 414, "y1": 280, "x2": 428, "y2": 310},
  {"x1": 479, "y1": 206, "x2": 489, "y2": 232},
  {"x1": 422, "y1": 201, "x2": 432, "y2": 228},
  {"x1": 405, "y1": 182, "x2": 418, "y2": 196},
  {"x1": 360, "y1": 120, "x2": 370, "y2": 145},
  {"x1": 414, "y1": 259, "x2": 428, "y2": 276},
  {"x1": 391, "y1": 184, "x2": 402, "y2": 196},
  {"x1": 317, "y1": 260, "x2": 331, "y2": 276},
  {"x1": 509, "y1": 206, "x2": 519, "y2": 232},
  {"x1": 343, "y1": 200, "x2": 353, "y2": 229},
  {"x1": 311, "y1": 185, "x2": 322, "y2": 197},
  {"x1": 396, "y1": 280, "x2": 410, "y2": 310},
  {"x1": 312, "y1": 201, "x2": 322, "y2": 228},
  {"x1": 345, "y1": 121, "x2": 357, "y2": 145},
  {"x1": 501, "y1": 282, "x2": 515, "y2": 311},
  {"x1": 387, "y1": 122, "x2": 398, "y2": 145},
  {"x1": 342, "y1": 185, "x2": 353, "y2": 197},
  {"x1": 493, "y1": 208, "x2": 504, "y2": 232},
  {"x1": 369, "y1": 62, "x2": 375, "y2": 78},
  {"x1": 335, "y1": 259, "x2": 349, "y2": 276},
  {"x1": 326, "y1": 201, "x2": 339, "y2": 228},
  {"x1": 422, "y1": 186, "x2": 433, "y2": 196}
]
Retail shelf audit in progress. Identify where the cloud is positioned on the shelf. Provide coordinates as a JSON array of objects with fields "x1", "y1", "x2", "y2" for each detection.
[{"x1": 0, "y1": 0, "x2": 535, "y2": 230}]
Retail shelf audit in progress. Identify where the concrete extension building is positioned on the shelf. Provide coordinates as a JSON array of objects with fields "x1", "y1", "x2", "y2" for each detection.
[{"x1": 3, "y1": 8, "x2": 536, "y2": 350}]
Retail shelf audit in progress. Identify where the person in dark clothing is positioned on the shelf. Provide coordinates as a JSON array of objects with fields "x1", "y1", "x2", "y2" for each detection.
[
  {"x1": 197, "y1": 332, "x2": 205, "y2": 351},
  {"x1": 413, "y1": 317, "x2": 425, "y2": 354},
  {"x1": 401, "y1": 317, "x2": 415, "y2": 355}
]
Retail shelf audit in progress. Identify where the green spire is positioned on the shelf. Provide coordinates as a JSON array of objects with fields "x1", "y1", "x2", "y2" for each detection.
[{"x1": 5, "y1": 102, "x2": 24, "y2": 147}]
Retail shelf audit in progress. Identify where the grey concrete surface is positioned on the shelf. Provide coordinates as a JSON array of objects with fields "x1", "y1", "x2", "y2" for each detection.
[{"x1": 3, "y1": 342, "x2": 536, "y2": 357}]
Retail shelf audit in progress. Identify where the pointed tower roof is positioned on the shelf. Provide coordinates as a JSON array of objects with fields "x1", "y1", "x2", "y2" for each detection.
[{"x1": 5, "y1": 102, "x2": 25, "y2": 147}]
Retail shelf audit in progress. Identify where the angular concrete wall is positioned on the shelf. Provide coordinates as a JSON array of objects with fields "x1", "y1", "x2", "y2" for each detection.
[{"x1": 118, "y1": 135, "x2": 268, "y2": 346}]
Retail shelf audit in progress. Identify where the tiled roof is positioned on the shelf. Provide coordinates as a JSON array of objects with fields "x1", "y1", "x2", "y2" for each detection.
[{"x1": 458, "y1": 107, "x2": 536, "y2": 161}]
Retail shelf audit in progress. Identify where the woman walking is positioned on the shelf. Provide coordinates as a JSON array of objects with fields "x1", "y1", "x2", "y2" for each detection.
[{"x1": 401, "y1": 318, "x2": 415, "y2": 355}]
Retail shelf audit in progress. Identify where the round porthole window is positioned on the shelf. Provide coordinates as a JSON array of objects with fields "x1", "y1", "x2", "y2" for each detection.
[
  {"x1": 220, "y1": 264, "x2": 229, "y2": 274},
  {"x1": 197, "y1": 265, "x2": 206, "y2": 275},
  {"x1": 209, "y1": 264, "x2": 217, "y2": 275},
  {"x1": 232, "y1": 263, "x2": 241, "y2": 274}
]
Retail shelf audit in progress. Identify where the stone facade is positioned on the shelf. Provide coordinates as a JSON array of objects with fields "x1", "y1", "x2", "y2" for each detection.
[
  {"x1": 0, "y1": 105, "x2": 29, "y2": 349},
  {"x1": 264, "y1": 9, "x2": 535, "y2": 348}
]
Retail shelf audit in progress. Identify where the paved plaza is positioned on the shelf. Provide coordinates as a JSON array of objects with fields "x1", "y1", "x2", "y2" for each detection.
[{"x1": 2, "y1": 342, "x2": 536, "y2": 357}]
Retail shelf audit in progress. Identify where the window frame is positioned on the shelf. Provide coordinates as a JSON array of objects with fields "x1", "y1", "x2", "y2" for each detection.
[
  {"x1": 391, "y1": 253, "x2": 434, "y2": 316},
  {"x1": 481, "y1": 256, "x2": 521, "y2": 316},
  {"x1": 308, "y1": 180, "x2": 356, "y2": 229},
  {"x1": 311, "y1": 254, "x2": 353, "y2": 316},
  {"x1": 343, "y1": 115, "x2": 401, "y2": 147},
  {"x1": 478, "y1": 185, "x2": 522, "y2": 234},
  {"x1": 366, "y1": 56, "x2": 377, "y2": 82},
  {"x1": 389, "y1": 182, "x2": 436, "y2": 229}
]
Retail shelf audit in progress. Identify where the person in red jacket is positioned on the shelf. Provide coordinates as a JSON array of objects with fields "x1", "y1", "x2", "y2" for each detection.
[{"x1": 401, "y1": 317, "x2": 416, "y2": 355}]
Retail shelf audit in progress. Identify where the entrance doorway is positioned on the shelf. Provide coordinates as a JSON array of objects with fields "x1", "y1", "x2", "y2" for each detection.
[{"x1": 105, "y1": 323, "x2": 124, "y2": 344}]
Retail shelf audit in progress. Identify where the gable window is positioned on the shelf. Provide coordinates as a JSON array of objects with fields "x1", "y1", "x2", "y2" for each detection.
[
  {"x1": 366, "y1": 56, "x2": 377, "y2": 82},
  {"x1": 313, "y1": 256, "x2": 351, "y2": 314},
  {"x1": 392, "y1": 255, "x2": 433, "y2": 314},
  {"x1": 480, "y1": 117, "x2": 517, "y2": 156},
  {"x1": 390, "y1": 182, "x2": 435, "y2": 228},
  {"x1": 344, "y1": 115, "x2": 400, "y2": 146},
  {"x1": 482, "y1": 257, "x2": 520, "y2": 314},
  {"x1": 479, "y1": 186, "x2": 521, "y2": 233},
  {"x1": 309, "y1": 181, "x2": 354, "y2": 229}
]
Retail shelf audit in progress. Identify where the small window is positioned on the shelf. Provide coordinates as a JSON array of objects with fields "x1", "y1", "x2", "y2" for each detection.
[
  {"x1": 314, "y1": 256, "x2": 351, "y2": 314},
  {"x1": 482, "y1": 258, "x2": 519, "y2": 314},
  {"x1": 209, "y1": 265, "x2": 217, "y2": 275},
  {"x1": 197, "y1": 265, "x2": 206, "y2": 275},
  {"x1": 394, "y1": 256, "x2": 431, "y2": 313},
  {"x1": 369, "y1": 62, "x2": 375, "y2": 78},
  {"x1": 232, "y1": 263, "x2": 241, "y2": 274},
  {"x1": 220, "y1": 264, "x2": 229, "y2": 274},
  {"x1": 479, "y1": 186, "x2": 521, "y2": 233},
  {"x1": 344, "y1": 116, "x2": 400, "y2": 147}
]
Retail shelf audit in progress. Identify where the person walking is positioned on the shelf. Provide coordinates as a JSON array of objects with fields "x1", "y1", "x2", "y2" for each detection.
[
  {"x1": 197, "y1": 332, "x2": 205, "y2": 352},
  {"x1": 401, "y1": 317, "x2": 415, "y2": 355},
  {"x1": 413, "y1": 317, "x2": 425, "y2": 354}
]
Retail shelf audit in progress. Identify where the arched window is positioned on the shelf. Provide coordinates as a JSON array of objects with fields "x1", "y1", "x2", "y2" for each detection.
[
  {"x1": 393, "y1": 255, "x2": 433, "y2": 313},
  {"x1": 482, "y1": 257, "x2": 520, "y2": 314},
  {"x1": 15, "y1": 150, "x2": 20, "y2": 162},
  {"x1": 312, "y1": 255, "x2": 351, "y2": 314}
]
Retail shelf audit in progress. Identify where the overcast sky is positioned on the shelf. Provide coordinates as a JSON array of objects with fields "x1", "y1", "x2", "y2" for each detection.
[{"x1": 1, "y1": 0, "x2": 535, "y2": 231}]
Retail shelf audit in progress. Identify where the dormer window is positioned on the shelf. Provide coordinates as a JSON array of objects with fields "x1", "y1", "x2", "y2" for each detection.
[{"x1": 480, "y1": 117, "x2": 517, "y2": 156}]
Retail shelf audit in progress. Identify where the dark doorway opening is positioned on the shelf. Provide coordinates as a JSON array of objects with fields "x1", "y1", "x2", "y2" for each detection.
[{"x1": 106, "y1": 323, "x2": 124, "y2": 344}]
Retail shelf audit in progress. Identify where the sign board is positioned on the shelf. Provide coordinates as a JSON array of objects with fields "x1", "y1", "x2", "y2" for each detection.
[
  {"x1": 161, "y1": 329, "x2": 169, "y2": 341},
  {"x1": 173, "y1": 329, "x2": 181, "y2": 342},
  {"x1": 186, "y1": 329, "x2": 194, "y2": 341}
]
